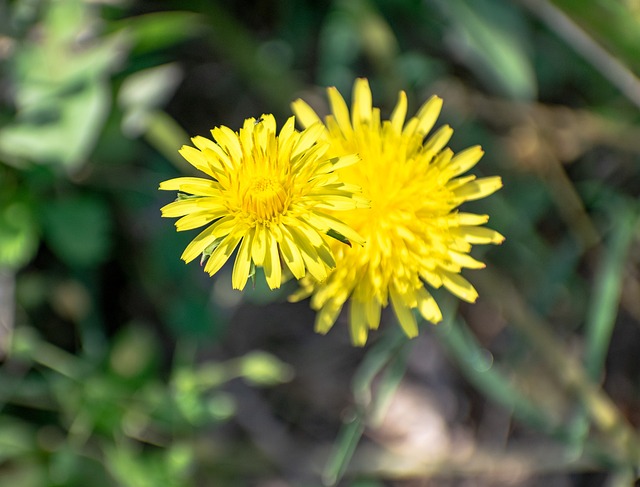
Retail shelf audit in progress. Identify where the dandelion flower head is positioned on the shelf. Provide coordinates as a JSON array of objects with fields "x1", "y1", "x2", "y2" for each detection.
[
  {"x1": 291, "y1": 79, "x2": 504, "y2": 345},
  {"x1": 159, "y1": 114, "x2": 366, "y2": 291}
]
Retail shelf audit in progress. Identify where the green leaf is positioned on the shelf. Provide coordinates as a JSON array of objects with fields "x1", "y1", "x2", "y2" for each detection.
[
  {"x1": 119, "y1": 64, "x2": 183, "y2": 137},
  {"x1": 584, "y1": 204, "x2": 638, "y2": 380},
  {"x1": 322, "y1": 409, "x2": 365, "y2": 487},
  {"x1": 236, "y1": 351, "x2": 294, "y2": 386},
  {"x1": 435, "y1": 311, "x2": 559, "y2": 435},
  {"x1": 112, "y1": 11, "x2": 203, "y2": 55},
  {"x1": 0, "y1": 200, "x2": 38, "y2": 270},
  {"x1": 0, "y1": 0, "x2": 122, "y2": 169},
  {"x1": 0, "y1": 79, "x2": 111, "y2": 169},
  {"x1": 441, "y1": 0, "x2": 537, "y2": 99},
  {"x1": 550, "y1": 0, "x2": 640, "y2": 76},
  {"x1": 0, "y1": 418, "x2": 36, "y2": 463}
]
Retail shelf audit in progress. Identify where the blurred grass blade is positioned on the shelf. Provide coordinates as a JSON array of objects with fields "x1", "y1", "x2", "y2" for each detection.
[
  {"x1": 324, "y1": 329, "x2": 410, "y2": 485},
  {"x1": 144, "y1": 110, "x2": 192, "y2": 173},
  {"x1": 322, "y1": 409, "x2": 365, "y2": 487},
  {"x1": 201, "y1": 3, "x2": 301, "y2": 110},
  {"x1": 519, "y1": 0, "x2": 640, "y2": 109},
  {"x1": 546, "y1": 0, "x2": 640, "y2": 75},
  {"x1": 476, "y1": 271, "x2": 640, "y2": 465},
  {"x1": 352, "y1": 327, "x2": 408, "y2": 408},
  {"x1": 112, "y1": 11, "x2": 203, "y2": 55},
  {"x1": 369, "y1": 340, "x2": 410, "y2": 426},
  {"x1": 439, "y1": 0, "x2": 537, "y2": 99},
  {"x1": 585, "y1": 204, "x2": 638, "y2": 380},
  {"x1": 435, "y1": 307, "x2": 557, "y2": 434},
  {"x1": 563, "y1": 197, "x2": 631, "y2": 452}
]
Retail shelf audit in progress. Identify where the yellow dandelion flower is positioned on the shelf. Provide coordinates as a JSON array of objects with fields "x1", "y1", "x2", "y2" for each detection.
[
  {"x1": 291, "y1": 79, "x2": 504, "y2": 345},
  {"x1": 159, "y1": 114, "x2": 366, "y2": 290}
]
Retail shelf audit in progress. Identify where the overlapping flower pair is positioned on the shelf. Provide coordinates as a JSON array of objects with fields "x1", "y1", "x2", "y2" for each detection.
[{"x1": 160, "y1": 79, "x2": 503, "y2": 345}]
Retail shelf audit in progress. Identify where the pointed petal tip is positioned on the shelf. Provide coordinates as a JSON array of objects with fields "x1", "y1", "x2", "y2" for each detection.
[
  {"x1": 313, "y1": 322, "x2": 330, "y2": 335},
  {"x1": 428, "y1": 94, "x2": 444, "y2": 108}
]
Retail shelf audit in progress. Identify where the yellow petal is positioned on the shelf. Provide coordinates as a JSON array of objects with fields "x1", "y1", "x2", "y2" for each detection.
[
  {"x1": 292, "y1": 143, "x2": 328, "y2": 174},
  {"x1": 349, "y1": 299, "x2": 369, "y2": 346},
  {"x1": 280, "y1": 232, "x2": 306, "y2": 279},
  {"x1": 191, "y1": 136, "x2": 217, "y2": 152},
  {"x1": 446, "y1": 174, "x2": 476, "y2": 192},
  {"x1": 251, "y1": 224, "x2": 267, "y2": 266},
  {"x1": 260, "y1": 113, "x2": 277, "y2": 134},
  {"x1": 416, "y1": 288, "x2": 442, "y2": 323},
  {"x1": 292, "y1": 220, "x2": 324, "y2": 247},
  {"x1": 308, "y1": 211, "x2": 366, "y2": 246},
  {"x1": 278, "y1": 116, "x2": 296, "y2": 141},
  {"x1": 300, "y1": 248, "x2": 327, "y2": 282},
  {"x1": 292, "y1": 123, "x2": 324, "y2": 159},
  {"x1": 423, "y1": 125, "x2": 453, "y2": 155},
  {"x1": 327, "y1": 86, "x2": 354, "y2": 138},
  {"x1": 177, "y1": 146, "x2": 216, "y2": 178},
  {"x1": 211, "y1": 125, "x2": 242, "y2": 163},
  {"x1": 232, "y1": 229, "x2": 254, "y2": 290},
  {"x1": 204, "y1": 231, "x2": 242, "y2": 276},
  {"x1": 448, "y1": 250, "x2": 486, "y2": 269},
  {"x1": 352, "y1": 78, "x2": 372, "y2": 126},
  {"x1": 389, "y1": 90, "x2": 408, "y2": 133},
  {"x1": 284, "y1": 226, "x2": 327, "y2": 281},
  {"x1": 175, "y1": 183, "x2": 221, "y2": 197},
  {"x1": 314, "y1": 300, "x2": 342, "y2": 334},
  {"x1": 415, "y1": 95, "x2": 443, "y2": 137},
  {"x1": 441, "y1": 272, "x2": 478, "y2": 303},
  {"x1": 288, "y1": 281, "x2": 314, "y2": 302},
  {"x1": 456, "y1": 226, "x2": 505, "y2": 245},
  {"x1": 180, "y1": 216, "x2": 235, "y2": 263},
  {"x1": 175, "y1": 210, "x2": 226, "y2": 231},
  {"x1": 364, "y1": 299, "x2": 382, "y2": 330},
  {"x1": 453, "y1": 176, "x2": 503, "y2": 201},
  {"x1": 263, "y1": 231, "x2": 282, "y2": 289},
  {"x1": 316, "y1": 154, "x2": 360, "y2": 174},
  {"x1": 421, "y1": 269, "x2": 443, "y2": 289},
  {"x1": 239, "y1": 122, "x2": 254, "y2": 157},
  {"x1": 203, "y1": 144, "x2": 233, "y2": 172},
  {"x1": 291, "y1": 99, "x2": 322, "y2": 129},
  {"x1": 159, "y1": 177, "x2": 215, "y2": 192},
  {"x1": 161, "y1": 198, "x2": 223, "y2": 218},
  {"x1": 453, "y1": 212, "x2": 489, "y2": 226},
  {"x1": 390, "y1": 287, "x2": 419, "y2": 338},
  {"x1": 315, "y1": 240, "x2": 336, "y2": 269},
  {"x1": 447, "y1": 146, "x2": 484, "y2": 177}
]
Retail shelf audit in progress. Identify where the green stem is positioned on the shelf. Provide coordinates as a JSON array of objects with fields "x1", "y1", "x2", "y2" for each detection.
[{"x1": 476, "y1": 270, "x2": 640, "y2": 467}]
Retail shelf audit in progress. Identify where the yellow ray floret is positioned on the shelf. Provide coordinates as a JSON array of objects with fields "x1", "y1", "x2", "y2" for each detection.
[
  {"x1": 159, "y1": 114, "x2": 366, "y2": 290},
  {"x1": 290, "y1": 79, "x2": 503, "y2": 346}
]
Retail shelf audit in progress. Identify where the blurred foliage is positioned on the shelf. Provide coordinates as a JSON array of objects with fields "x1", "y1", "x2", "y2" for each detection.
[{"x1": 2, "y1": 0, "x2": 640, "y2": 485}]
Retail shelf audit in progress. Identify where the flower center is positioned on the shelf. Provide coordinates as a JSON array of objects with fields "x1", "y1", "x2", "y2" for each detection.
[{"x1": 243, "y1": 177, "x2": 288, "y2": 222}]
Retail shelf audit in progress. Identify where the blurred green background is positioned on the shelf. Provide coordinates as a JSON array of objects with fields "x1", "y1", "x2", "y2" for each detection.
[{"x1": 2, "y1": 0, "x2": 640, "y2": 485}]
